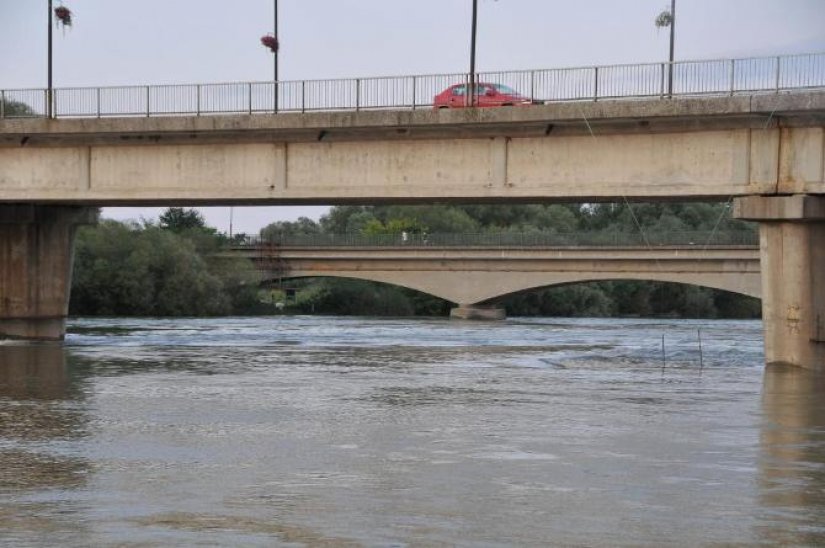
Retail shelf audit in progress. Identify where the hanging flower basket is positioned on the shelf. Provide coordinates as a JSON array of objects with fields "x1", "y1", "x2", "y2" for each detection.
[
  {"x1": 54, "y1": 6, "x2": 73, "y2": 27},
  {"x1": 260, "y1": 34, "x2": 279, "y2": 53},
  {"x1": 654, "y1": 10, "x2": 672, "y2": 28}
]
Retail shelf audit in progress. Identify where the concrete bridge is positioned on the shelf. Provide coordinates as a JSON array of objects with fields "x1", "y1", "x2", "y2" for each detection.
[
  {"x1": 235, "y1": 236, "x2": 761, "y2": 320},
  {"x1": 2, "y1": 53, "x2": 825, "y2": 368}
]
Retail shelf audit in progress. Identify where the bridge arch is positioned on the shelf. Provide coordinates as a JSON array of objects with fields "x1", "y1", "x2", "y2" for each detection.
[{"x1": 261, "y1": 270, "x2": 762, "y2": 307}]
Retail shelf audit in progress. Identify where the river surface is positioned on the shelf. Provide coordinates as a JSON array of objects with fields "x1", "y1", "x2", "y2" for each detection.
[{"x1": 1, "y1": 316, "x2": 824, "y2": 546}]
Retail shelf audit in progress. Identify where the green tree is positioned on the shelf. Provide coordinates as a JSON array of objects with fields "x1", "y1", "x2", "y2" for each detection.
[
  {"x1": 362, "y1": 217, "x2": 426, "y2": 235},
  {"x1": 320, "y1": 206, "x2": 372, "y2": 233},
  {"x1": 159, "y1": 208, "x2": 206, "y2": 233},
  {"x1": 292, "y1": 279, "x2": 416, "y2": 316},
  {"x1": 260, "y1": 217, "x2": 321, "y2": 240},
  {"x1": 70, "y1": 219, "x2": 262, "y2": 317},
  {"x1": 1, "y1": 99, "x2": 35, "y2": 117}
]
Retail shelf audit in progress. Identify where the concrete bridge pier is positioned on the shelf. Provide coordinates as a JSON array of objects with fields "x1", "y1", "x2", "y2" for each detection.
[
  {"x1": 450, "y1": 305, "x2": 506, "y2": 321},
  {"x1": 735, "y1": 195, "x2": 825, "y2": 370},
  {"x1": 0, "y1": 206, "x2": 97, "y2": 341}
]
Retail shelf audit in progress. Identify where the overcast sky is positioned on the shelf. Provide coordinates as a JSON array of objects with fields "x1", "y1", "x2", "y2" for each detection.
[{"x1": 2, "y1": 0, "x2": 824, "y2": 234}]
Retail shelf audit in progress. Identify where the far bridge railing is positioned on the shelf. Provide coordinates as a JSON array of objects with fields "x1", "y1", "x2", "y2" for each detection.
[
  {"x1": 2, "y1": 52, "x2": 824, "y2": 119},
  {"x1": 235, "y1": 231, "x2": 759, "y2": 249}
]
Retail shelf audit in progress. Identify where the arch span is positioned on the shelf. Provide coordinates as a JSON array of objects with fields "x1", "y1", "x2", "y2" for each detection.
[{"x1": 261, "y1": 269, "x2": 761, "y2": 307}]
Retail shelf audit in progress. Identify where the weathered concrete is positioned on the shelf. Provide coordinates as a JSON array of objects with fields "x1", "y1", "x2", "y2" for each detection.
[
  {"x1": 1, "y1": 92, "x2": 824, "y2": 205},
  {"x1": 241, "y1": 245, "x2": 762, "y2": 306},
  {"x1": 0, "y1": 206, "x2": 97, "y2": 341},
  {"x1": 735, "y1": 195, "x2": 825, "y2": 370}
]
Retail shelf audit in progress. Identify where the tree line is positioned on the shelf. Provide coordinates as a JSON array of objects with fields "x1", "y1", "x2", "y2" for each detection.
[
  {"x1": 69, "y1": 203, "x2": 760, "y2": 319},
  {"x1": 70, "y1": 209, "x2": 262, "y2": 316}
]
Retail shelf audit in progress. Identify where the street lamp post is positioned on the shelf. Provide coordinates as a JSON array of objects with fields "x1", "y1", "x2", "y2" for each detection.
[
  {"x1": 261, "y1": 1, "x2": 280, "y2": 111},
  {"x1": 273, "y1": 0, "x2": 279, "y2": 112},
  {"x1": 655, "y1": 0, "x2": 676, "y2": 97},
  {"x1": 47, "y1": 0, "x2": 53, "y2": 118},
  {"x1": 273, "y1": 0, "x2": 279, "y2": 82},
  {"x1": 667, "y1": 0, "x2": 676, "y2": 97},
  {"x1": 469, "y1": 0, "x2": 478, "y2": 106},
  {"x1": 47, "y1": 1, "x2": 73, "y2": 117}
]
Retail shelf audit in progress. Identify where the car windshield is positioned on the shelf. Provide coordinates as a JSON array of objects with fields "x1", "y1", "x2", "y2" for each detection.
[{"x1": 492, "y1": 84, "x2": 519, "y2": 95}]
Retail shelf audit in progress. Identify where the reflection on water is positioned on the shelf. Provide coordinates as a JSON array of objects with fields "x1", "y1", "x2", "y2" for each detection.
[
  {"x1": 0, "y1": 345, "x2": 69, "y2": 400},
  {"x1": 0, "y1": 345, "x2": 92, "y2": 545},
  {"x1": 0, "y1": 317, "x2": 823, "y2": 545},
  {"x1": 760, "y1": 365, "x2": 825, "y2": 545}
]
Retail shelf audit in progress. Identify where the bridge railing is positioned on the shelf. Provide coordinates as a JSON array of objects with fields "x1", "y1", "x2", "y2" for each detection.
[
  {"x1": 237, "y1": 231, "x2": 759, "y2": 248},
  {"x1": 2, "y1": 52, "x2": 824, "y2": 119}
]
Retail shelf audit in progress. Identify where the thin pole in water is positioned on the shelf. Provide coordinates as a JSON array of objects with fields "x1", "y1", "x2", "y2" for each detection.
[
  {"x1": 698, "y1": 328, "x2": 704, "y2": 372},
  {"x1": 661, "y1": 334, "x2": 667, "y2": 373}
]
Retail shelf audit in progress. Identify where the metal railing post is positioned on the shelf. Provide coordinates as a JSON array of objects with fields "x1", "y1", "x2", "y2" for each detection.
[
  {"x1": 467, "y1": 73, "x2": 473, "y2": 107},
  {"x1": 660, "y1": 63, "x2": 666, "y2": 99},
  {"x1": 1, "y1": 90, "x2": 4, "y2": 119},
  {"x1": 593, "y1": 66, "x2": 599, "y2": 101},
  {"x1": 775, "y1": 56, "x2": 781, "y2": 93},
  {"x1": 1, "y1": 52, "x2": 821, "y2": 118}
]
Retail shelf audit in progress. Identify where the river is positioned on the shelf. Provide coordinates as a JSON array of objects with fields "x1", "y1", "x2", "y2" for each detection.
[{"x1": 1, "y1": 316, "x2": 823, "y2": 546}]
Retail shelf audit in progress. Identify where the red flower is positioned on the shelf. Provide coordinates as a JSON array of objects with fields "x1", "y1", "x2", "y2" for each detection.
[
  {"x1": 54, "y1": 6, "x2": 72, "y2": 27},
  {"x1": 260, "y1": 35, "x2": 279, "y2": 53}
]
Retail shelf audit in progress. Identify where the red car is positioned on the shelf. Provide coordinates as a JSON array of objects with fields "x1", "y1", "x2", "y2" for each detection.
[{"x1": 433, "y1": 82, "x2": 536, "y2": 108}]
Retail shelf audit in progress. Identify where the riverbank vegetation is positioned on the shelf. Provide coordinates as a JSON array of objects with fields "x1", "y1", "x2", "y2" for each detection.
[
  {"x1": 70, "y1": 203, "x2": 761, "y2": 319},
  {"x1": 70, "y1": 210, "x2": 262, "y2": 317}
]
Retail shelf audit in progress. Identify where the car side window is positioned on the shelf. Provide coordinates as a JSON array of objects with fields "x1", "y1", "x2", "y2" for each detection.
[{"x1": 452, "y1": 85, "x2": 466, "y2": 96}]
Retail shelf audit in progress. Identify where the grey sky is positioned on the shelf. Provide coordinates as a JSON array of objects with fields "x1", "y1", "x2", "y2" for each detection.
[{"x1": 2, "y1": 0, "x2": 824, "y2": 234}]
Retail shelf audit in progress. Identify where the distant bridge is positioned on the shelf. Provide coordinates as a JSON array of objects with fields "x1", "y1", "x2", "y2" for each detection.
[{"x1": 229, "y1": 231, "x2": 761, "y2": 319}]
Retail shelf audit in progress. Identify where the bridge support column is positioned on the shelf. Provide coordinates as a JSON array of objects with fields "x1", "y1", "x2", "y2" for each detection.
[
  {"x1": 0, "y1": 206, "x2": 97, "y2": 341},
  {"x1": 450, "y1": 305, "x2": 506, "y2": 321},
  {"x1": 734, "y1": 195, "x2": 825, "y2": 370}
]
